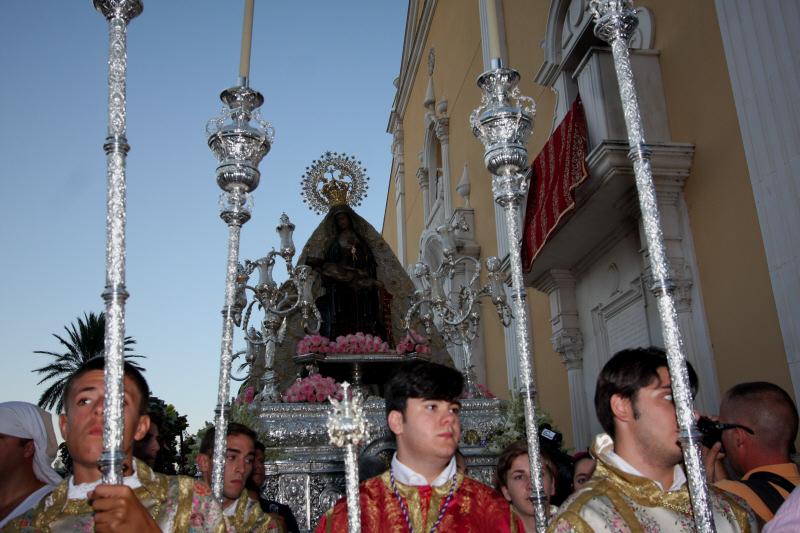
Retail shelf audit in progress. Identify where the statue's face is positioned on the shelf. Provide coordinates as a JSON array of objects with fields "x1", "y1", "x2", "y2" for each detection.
[{"x1": 335, "y1": 212, "x2": 351, "y2": 230}]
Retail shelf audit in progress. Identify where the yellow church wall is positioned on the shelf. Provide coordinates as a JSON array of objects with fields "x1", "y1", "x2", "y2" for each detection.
[
  {"x1": 641, "y1": 0, "x2": 791, "y2": 402},
  {"x1": 383, "y1": 0, "x2": 574, "y2": 444}
]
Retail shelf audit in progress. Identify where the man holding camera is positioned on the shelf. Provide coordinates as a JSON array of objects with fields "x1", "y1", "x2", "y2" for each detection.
[
  {"x1": 550, "y1": 347, "x2": 755, "y2": 532},
  {"x1": 709, "y1": 382, "x2": 800, "y2": 524}
]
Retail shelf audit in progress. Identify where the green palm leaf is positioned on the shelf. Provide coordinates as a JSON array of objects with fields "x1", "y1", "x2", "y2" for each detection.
[{"x1": 32, "y1": 312, "x2": 145, "y2": 413}]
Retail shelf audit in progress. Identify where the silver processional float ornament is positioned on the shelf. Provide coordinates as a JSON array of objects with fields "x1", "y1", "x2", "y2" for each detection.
[
  {"x1": 327, "y1": 382, "x2": 368, "y2": 533},
  {"x1": 229, "y1": 213, "x2": 322, "y2": 403},
  {"x1": 470, "y1": 59, "x2": 550, "y2": 530},
  {"x1": 589, "y1": 1, "x2": 716, "y2": 530},
  {"x1": 206, "y1": 0, "x2": 274, "y2": 500},
  {"x1": 93, "y1": 0, "x2": 142, "y2": 485},
  {"x1": 405, "y1": 221, "x2": 512, "y2": 398}
]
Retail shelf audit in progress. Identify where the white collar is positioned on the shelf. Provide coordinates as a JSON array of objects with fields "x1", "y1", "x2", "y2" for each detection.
[
  {"x1": 67, "y1": 462, "x2": 142, "y2": 500},
  {"x1": 390, "y1": 453, "x2": 456, "y2": 487},
  {"x1": 595, "y1": 433, "x2": 686, "y2": 492}
]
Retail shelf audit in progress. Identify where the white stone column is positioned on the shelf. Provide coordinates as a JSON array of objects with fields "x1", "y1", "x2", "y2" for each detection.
[
  {"x1": 537, "y1": 269, "x2": 591, "y2": 450},
  {"x1": 393, "y1": 125, "x2": 407, "y2": 266},
  {"x1": 417, "y1": 167, "x2": 430, "y2": 223},
  {"x1": 435, "y1": 113, "x2": 452, "y2": 221},
  {"x1": 716, "y1": 0, "x2": 800, "y2": 403}
]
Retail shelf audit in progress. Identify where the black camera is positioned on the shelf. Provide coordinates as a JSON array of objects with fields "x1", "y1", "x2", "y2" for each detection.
[{"x1": 696, "y1": 416, "x2": 754, "y2": 449}]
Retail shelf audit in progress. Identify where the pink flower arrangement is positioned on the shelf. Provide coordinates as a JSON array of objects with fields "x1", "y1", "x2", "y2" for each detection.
[
  {"x1": 296, "y1": 332, "x2": 390, "y2": 355},
  {"x1": 396, "y1": 329, "x2": 431, "y2": 355},
  {"x1": 282, "y1": 373, "x2": 344, "y2": 403},
  {"x1": 296, "y1": 334, "x2": 333, "y2": 354}
]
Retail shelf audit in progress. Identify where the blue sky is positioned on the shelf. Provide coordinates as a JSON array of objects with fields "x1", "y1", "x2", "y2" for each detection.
[{"x1": 0, "y1": 1, "x2": 406, "y2": 433}]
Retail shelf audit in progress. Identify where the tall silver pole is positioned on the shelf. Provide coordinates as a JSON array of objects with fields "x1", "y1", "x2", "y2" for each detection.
[
  {"x1": 589, "y1": 1, "x2": 715, "y2": 530},
  {"x1": 471, "y1": 65, "x2": 548, "y2": 531},
  {"x1": 327, "y1": 382, "x2": 368, "y2": 533},
  {"x1": 93, "y1": 0, "x2": 142, "y2": 485}
]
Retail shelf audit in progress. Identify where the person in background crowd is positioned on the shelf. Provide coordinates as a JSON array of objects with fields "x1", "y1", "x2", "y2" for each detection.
[
  {"x1": 5, "y1": 357, "x2": 227, "y2": 532},
  {"x1": 315, "y1": 361, "x2": 523, "y2": 532},
  {"x1": 571, "y1": 451, "x2": 596, "y2": 493},
  {"x1": 549, "y1": 347, "x2": 756, "y2": 532},
  {"x1": 709, "y1": 381, "x2": 800, "y2": 524},
  {"x1": 246, "y1": 440, "x2": 299, "y2": 533},
  {"x1": 496, "y1": 440, "x2": 557, "y2": 532},
  {"x1": 197, "y1": 423, "x2": 285, "y2": 532},
  {"x1": 132, "y1": 417, "x2": 160, "y2": 469},
  {"x1": 0, "y1": 402, "x2": 62, "y2": 528}
]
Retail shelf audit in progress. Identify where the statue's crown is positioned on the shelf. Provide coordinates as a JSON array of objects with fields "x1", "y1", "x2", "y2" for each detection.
[
  {"x1": 301, "y1": 151, "x2": 369, "y2": 215},
  {"x1": 320, "y1": 176, "x2": 351, "y2": 207}
]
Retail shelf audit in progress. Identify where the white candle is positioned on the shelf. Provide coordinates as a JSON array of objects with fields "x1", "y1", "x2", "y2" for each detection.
[
  {"x1": 239, "y1": 0, "x2": 255, "y2": 82},
  {"x1": 484, "y1": 0, "x2": 502, "y2": 62}
]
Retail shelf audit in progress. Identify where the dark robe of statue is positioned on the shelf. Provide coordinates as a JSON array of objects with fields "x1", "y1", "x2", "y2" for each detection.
[{"x1": 308, "y1": 207, "x2": 388, "y2": 341}]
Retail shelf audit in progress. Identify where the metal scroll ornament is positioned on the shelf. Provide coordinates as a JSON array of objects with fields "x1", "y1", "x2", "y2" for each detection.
[
  {"x1": 231, "y1": 213, "x2": 322, "y2": 402},
  {"x1": 589, "y1": 1, "x2": 716, "y2": 530},
  {"x1": 327, "y1": 383, "x2": 368, "y2": 533},
  {"x1": 470, "y1": 63, "x2": 549, "y2": 531},
  {"x1": 300, "y1": 151, "x2": 369, "y2": 214},
  {"x1": 93, "y1": 0, "x2": 142, "y2": 485},
  {"x1": 405, "y1": 220, "x2": 511, "y2": 398},
  {"x1": 206, "y1": 83, "x2": 272, "y2": 499}
]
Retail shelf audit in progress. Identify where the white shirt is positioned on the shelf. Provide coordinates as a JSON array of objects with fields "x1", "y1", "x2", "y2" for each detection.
[
  {"x1": 390, "y1": 453, "x2": 456, "y2": 487},
  {"x1": 603, "y1": 445, "x2": 687, "y2": 492},
  {"x1": 0, "y1": 484, "x2": 55, "y2": 528},
  {"x1": 67, "y1": 463, "x2": 142, "y2": 500}
]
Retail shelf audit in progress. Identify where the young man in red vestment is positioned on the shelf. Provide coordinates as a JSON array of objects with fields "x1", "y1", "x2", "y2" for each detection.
[{"x1": 315, "y1": 361, "x2": 523, "y2": 532}]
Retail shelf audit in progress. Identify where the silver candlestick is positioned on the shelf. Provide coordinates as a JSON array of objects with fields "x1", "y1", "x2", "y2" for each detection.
[
  {"x1": 93, "y1": 0, "x2": 142, "y2": 485},
  {"x1": 589, "y1": 1, "x2": 715, "y2": 530},
  {"x1": 327, "y1": 382, "x2": 368, "y2": 533},
  {"x1": 405, "y1": 221, "x2": 511, "y2": 397},
  {"x1": 471, "y1": 62, "x2": 549, "y2": 530},
  {"x1": 206, "y1": 83, "x2": 273, "y2": 499},
  {"x1": 236, "y1": 213, "x2": 322, "y2": 403}
]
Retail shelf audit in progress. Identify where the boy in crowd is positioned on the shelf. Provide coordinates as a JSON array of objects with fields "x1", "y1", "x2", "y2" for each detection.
[
  {"x1": 315, "y1": 361, "x2": 522, "y2": 532},
  {"x1": 6, "y1": 357, "x2": 227, "y2": 532},
  {"x1": 197, "y1": 424, "x2": 285, "y2": 532}
]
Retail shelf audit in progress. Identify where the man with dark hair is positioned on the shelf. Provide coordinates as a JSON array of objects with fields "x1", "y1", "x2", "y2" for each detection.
[
  {"x1": 246, "y1": 441, "x2": 299, "y2": 533},
  {"x1": 315, "y1": 361, "x2": 522, "y2": 532},
  {"x1": 551, "y1": 347, "x2": 755, "y2": 532},
  {"x1": 711, "y1": 381, "x2": 800, "y2": 523},
  {"x1": 133, "y1": 417, "x2": 161, "y2": 469},
  {"x1": 197, "y1": 423, "x2": 285, "y2": 532},
  {"x1": 6, "y1": 356, "x2": 227, "y2": 532}
]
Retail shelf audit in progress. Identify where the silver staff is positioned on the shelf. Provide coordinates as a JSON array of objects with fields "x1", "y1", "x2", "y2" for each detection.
[
  {"x1": 470, "y1": 63, "x2": 548, "y2": 529},
  {"x1": 93, "y1": 0, "x2": 142, "y2": 485},
  {"x1": 327, "y1": 383, "x2": 368, "y2": 533},
  {"x1": 405, "y1": 221, "x2": 511, "y2": 397},
  {"x1": 589, "y1": 1, "x2": 715, "y2": 530},
  {"x1": 206, "y1": 83, "x2": 272, "y2": 499}
]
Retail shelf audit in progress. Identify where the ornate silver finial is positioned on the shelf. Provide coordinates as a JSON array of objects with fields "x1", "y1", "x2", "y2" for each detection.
[
  {"x1": 588, "y1": 0, "x2": 639, "y2": 42},
  {"x1": 469, "y1": 69, "x2": 536, "y2": 179},
  {"x1": 327, "y1": 383, "x2": 369, "y2": 447},
  {"x1": 301, "y1": 152, "x2": 369, "y2": 214}
]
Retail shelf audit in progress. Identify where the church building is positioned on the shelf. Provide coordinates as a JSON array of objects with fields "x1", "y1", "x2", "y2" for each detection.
[{"x1": 381, "y1": 0, "x2": 800, "y2": 450}]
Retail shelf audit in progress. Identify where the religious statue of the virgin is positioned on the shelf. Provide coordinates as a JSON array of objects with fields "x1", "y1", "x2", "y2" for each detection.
[{"x1": 300, "y1": 152, "x2": 389, "y2": 341}]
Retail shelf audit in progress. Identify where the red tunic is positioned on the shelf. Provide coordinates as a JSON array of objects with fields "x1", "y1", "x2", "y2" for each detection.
[{"x1": 315, "y1": 471, "x2": 522, "y2": 532}]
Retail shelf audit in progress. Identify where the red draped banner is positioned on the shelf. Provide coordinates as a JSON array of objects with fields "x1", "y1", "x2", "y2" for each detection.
[{"x1": 522, "y1": 96, "x2": 589, "y2": 271}]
